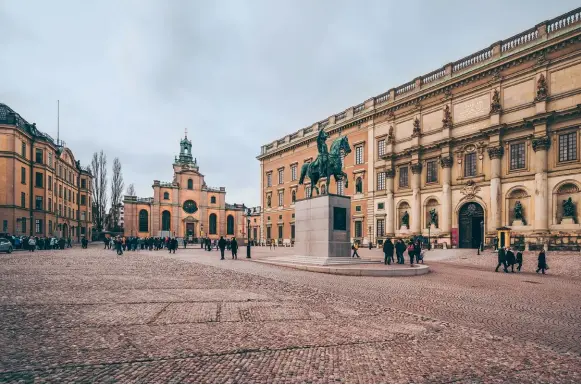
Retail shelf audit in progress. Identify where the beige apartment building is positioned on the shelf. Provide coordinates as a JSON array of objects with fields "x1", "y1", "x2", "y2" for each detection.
[
  {"x1": 0, "y1": 103, "x2": 94, "y2": 240},
  {"x1": 257, "y1": 8, "x2": 581, "y2": 249}
]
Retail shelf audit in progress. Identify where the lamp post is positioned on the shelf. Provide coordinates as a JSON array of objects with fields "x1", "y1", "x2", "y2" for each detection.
[
  {"x1": 246, "y1": 209, "x2": 251, "y2": 258},
  {"x1": 427, "y1": 223, "x2": 431, "y2": 250},
  {"x1": 478, "y1": 220, "x2": 484, "y2": 254}
]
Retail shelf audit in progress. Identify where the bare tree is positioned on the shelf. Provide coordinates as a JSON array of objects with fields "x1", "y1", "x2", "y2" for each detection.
[
  {"x1": 126, "y1": 183, "x2": 136, "y2": 196},
  {"x1": 90, "y1": 151, "x2": 108, "y2": 233},
  {"x1": 110, "y1": 157, "x2": 124, "y2": 231}
]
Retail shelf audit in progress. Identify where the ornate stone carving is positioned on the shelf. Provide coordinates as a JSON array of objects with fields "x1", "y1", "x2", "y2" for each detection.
[
  {"x1": 443, "y1": 89, "x2": 453, "y2": 99},
  {"x1": 535, "y1": 73, "x2": 548, "y2": 102},
  {"x1": 536, "y1": 50, "x2": 547, "y2": 66},
  {"x1": 442, "y1": 105, "x2": 453, "y2": 129},
  {"x1": 491, "y1": 69, "x2": 502, "y2": 81},
  {"x1": 487, "y1": 146, "x2": 504, "y2": 159},
  {"x1": 387, "y1": 126, "x2": 395, "y2": 144},
  {"x1": 411, "y1": 118, "x2": 421, "y2": 138},
  {"x1": 387, "y1": 111, "x2": 396, "y2": 120},
  {"x1": 440, "y1": 155, "x2": 453, "y2": 168},
  {"x1": 414, "y1": 101, "x2": 422, "y2": 110},
  {"x1": 460, "y1": 180, "x2": 481, "y2": 200},
  {"x1": 385, "y1": 168, "x2": 395, "y2": 178},
  {"x1": 558, "y1": 183, "x2": 580, "y2": 194},
  {"x1": 411, "y1": 162, "x2": 423, "y2": 174},
  {"x1": 532, "y1": 136, "x2": 551, "y2": 152},
  {"x1": 490, "y1": 89, "x2": 502, "y2": 114}
]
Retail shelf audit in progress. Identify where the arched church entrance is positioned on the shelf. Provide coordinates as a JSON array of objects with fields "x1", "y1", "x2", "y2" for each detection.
[{"x1": 458, "y1": 202, "x2": 484, "y2": 249}]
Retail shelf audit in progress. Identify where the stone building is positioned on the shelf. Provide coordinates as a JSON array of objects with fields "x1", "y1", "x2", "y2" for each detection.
[
  {"x1": 257, "y1": 8, "x2": 581, "y2": 249},
  {"x1": 0, "y1": 103, "x2": 94, "y2": 240},
  {"x1": 123, "y1": 134, "x2": 246, "y2": 241},
  {"x1": 243, "y1": 206, "x2": 263, "y2": 244}
]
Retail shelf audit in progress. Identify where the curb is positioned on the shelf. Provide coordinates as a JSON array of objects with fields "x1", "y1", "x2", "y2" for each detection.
[{"x1": 252, "y1": 260, "x2": 430, "y2": 277}]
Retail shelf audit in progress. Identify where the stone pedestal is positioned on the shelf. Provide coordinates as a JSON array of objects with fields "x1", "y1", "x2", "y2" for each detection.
[
  {"x1": 294, "y1": 194, "x2": 351, "y2": 258},
  {"x1": 512, "y1": 220, "x2": 525, "y2": 227},
  {"x1": 560, "y1": 217, "x2": 575, "y2": 225}
]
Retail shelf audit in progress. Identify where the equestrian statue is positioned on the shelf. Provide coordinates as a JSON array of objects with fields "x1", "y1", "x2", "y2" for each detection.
[{"x1": 299, "y1": 129, "x2": 352, "y2": 197}]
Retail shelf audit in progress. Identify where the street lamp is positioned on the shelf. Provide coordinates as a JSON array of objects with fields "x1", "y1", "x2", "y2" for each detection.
[
  {"x1": 246, "y1": 209, "x2": 251, "y2": 258},
  {"x1": 427, "y1": 223, "x2": 431, "y2": 250},
  {"x1": 478, "y1": 220, "x2": 484, "y2": 254}
]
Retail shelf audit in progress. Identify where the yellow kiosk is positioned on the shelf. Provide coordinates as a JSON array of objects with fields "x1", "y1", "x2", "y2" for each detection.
[{"x1": 496, "y1": 227, "x2": 511, "y2": 249}]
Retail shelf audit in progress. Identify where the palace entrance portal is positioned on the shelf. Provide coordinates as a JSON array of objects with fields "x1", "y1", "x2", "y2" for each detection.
[{"x1": 458, "y1": 202, "x2": 484, "y2": 249}]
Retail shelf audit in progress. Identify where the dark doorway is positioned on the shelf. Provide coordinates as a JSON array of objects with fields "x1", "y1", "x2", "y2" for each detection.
[
  {"x1": 186, "y1": 223, "x2": 195, "y2": 239},
  {"x1": 458, "y1": 202, "x2": 484, "y2": 249}
]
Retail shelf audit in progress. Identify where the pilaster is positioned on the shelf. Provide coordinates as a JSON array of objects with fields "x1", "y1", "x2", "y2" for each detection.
[{"x1": 411, "y1": 162, "x2": 422, "y2": 234}]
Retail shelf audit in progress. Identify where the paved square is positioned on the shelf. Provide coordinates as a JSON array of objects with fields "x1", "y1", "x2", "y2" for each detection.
[{"x1": 0, "y1": 246, "x2": 580, "y2": 383}]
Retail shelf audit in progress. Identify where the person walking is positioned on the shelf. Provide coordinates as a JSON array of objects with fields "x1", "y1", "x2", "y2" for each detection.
[
  {"x1": 231, "y1": 237, "x2": 238, "y2": 259},
  {"x1": 218, "y1": 236, "x2": 226, "y2": 260},
  {"x1": 383, "y1": 239, "x2": 394, "y2": 265},
  {"x1": 28, "y1": 236, "x2": 36, "y2": 252},
  {"x1": 183, "y1": 238, "x2": 187, "y2": 249},
  {"x1": 495, "y1": 247, "x2": 508, "y2": 273},
  {"x1": 115, "y1": 237, "x2": 123, "y2": 255},
  {"x1": 506, "y1": 247, "x2": 516, "y2": 273},
  {"x1": 414, "y1": 240, "x2": 423, "y2": 264},
  {"x1": 536, "y1": 248, "x2": 547, "y2": 274},
  {"x1": 395, "y1": 239, "x2": 405, "y2": 264},
  {"x1": 407, "y1": 241, "x2": 415, "y2": 265},
  {"x1": 351, "y1": 242, "x2": 360, "y2": 258},
  {"x1": 516, "y1": 249, "x2": 523, "y2": 272}
]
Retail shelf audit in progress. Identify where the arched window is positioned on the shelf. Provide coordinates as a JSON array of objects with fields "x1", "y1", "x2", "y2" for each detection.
[
  {"x1": 291, "y1": 190, "x2": 296, "y2": 203},
  {"x1": 162, "y1": 210, "x2": 171, "y2": 231},
  {"x1": 227, "y1": 215, "x2": 234, "y2": 235},
  {"x1": 187, "y1": 179, "x2": 193, "y2": 190},
  {"x1": 209, "y1": 213, "x2": 217, "y2": 234},
  {"x1": 139, "y1": 210, "x2": 148, "y2": 232},
  {"x1": 163, "y1": 192, "x2": 169, "y2": 200},
  {"x1": 210, "y1": 196, "x2": 216, "y2": 204},
  {"x1": 355, "y1": 177, "x2": 363, "y2": 194}
]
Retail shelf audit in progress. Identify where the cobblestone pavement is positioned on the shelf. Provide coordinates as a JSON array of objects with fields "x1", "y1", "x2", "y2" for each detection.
[{"x1": 1, "y1": 245, "x2": 580, "y2": 383}]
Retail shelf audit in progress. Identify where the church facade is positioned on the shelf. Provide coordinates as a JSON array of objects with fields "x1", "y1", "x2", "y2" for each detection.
[{"x1": 123, "y1": 135, "x2": 246, "y2": 241}]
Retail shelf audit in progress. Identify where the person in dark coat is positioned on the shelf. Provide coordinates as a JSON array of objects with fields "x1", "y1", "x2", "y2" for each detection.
[
  {"x1": 81, "y1": 236, "x2": 88, "y2": 249},
  {"x1": 505, "y1": 247, "x2": 516, "y2": 273},
  {"x1": 414, "y1": 240, "x2": 423, "y2": 264},
  {"x1": 495, "y1": 247, "x2": 508, "y2": 273},
  {"x1": 536, "y1": 249, "x2": 547, "y2": 274},
  {"x1": 516, "y1": 249, "x2": 523, "y2": 272},
  {"x1": 231, "y1": 237, "x2": 238, "y2": 259},
  {"x1": 407, "y1": 241, "x2": 415, "y2": 265},
  {"x1": 383, "y1": 239, "x2": 394, "y2": 265},
  {"x1": 183, "y1": 238, "x2": 187, "y2": 249},
  {"x1": 395, "y1": 240, "x2": 406, "y2": 264},
  {"x1": 218, "y1": 236, "x2": 226, "y2": 259}
]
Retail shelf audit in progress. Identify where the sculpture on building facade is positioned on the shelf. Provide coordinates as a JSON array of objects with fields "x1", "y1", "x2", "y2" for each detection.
[
  {"x1": 299, "y1": 129, "x2": 352, "y2": 196},
  {"x1": 535, "y1": 73, "x2": 548, "y2": 101},
  {"x1": 514, "y1": 200, "x2": 524, "y2": 220},
  {"x1": 411, "y1": 117, "x2": 421, "y2": 138},
  {"x1": 563, "y1": 197, "x2": 576, "y2": 218},
  {"x1": 401, "y1": 211, "x2": 410, "y2": 227},
  {"x1": 490, "y1": 89, "x2": 502, "y2": 114},
  {"x1": 429, "y1": 208, "x2": 438, "y2": 228},
  {"x1": 442, "y1": 105, "x2": 452, "y2": 129},
  {"x1": 387, "y1": 126, "x2": 395, "y2": 144}
]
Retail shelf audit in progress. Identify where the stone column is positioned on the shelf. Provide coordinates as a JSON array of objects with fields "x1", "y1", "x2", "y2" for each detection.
[
  {"x1": 411, "y1": 162, "x2": 422, "y2": 234},
  {"x1": 386, "y1": 169, "x2": 395, "y2": 235},
  {"x1": 487, "y1": 146, "x2": 504, "y2": 230},
  {"x1": 532, "y1": 136, "x2": 550, "y2": 232},
  {"x1": 440, "y1": 156, "x2": 453, "y2": 234}
]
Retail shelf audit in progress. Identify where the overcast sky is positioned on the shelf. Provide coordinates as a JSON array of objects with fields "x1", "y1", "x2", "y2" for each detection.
[{"x1": 1, "y1": 0, "x2": 578, "y2": 207}]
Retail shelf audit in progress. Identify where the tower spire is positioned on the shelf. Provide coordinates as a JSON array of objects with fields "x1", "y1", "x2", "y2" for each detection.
[{"x1": 184, "y1": 128, "x2": 188, "y2": 139}]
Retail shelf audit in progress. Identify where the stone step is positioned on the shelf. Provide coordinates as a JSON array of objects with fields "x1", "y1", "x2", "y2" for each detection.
[{"x1": 263, "y1": 255, "x2": 378, "y2": 266}]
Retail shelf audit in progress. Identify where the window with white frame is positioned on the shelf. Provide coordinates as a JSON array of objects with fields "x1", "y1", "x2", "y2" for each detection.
[
  {"x1": 464, "y1": 153, "x2": 477, "y2": 177},
  {"x1": 510, "y1": 143, "x2": 526, "y2": 170},
  {"x1": 306, "y1": 185, "x2": 311, "y2": 198},
  {"x1": 377, "y1": 171, "x2": 386, "y2": 191},
  {"x1": 355, "y1": 145, "x2": 364, "y2": 165},
  {"x1": 559, "y1": 132, "x2": 577, "y2": 162},
  {"x1": 399, "y1": 166, "x2": 409, "y2": 188},
  {"x1": 376, "y1": 219, "x2": 385, "y2": 237},
  {"x1": 278, "y1": 169, "x2": 284, "y2": 184},
  {"x1": 426, "y1": 159, "x2": 438, "y2": 183},
  {"x1": 266, "y1": 172, "x2": 272, "y2": 187},
  {"x1": 278, "y1": 190, "x2": 284, "y2": 206},
  {"x1": 337, "y1": 180, "x2": 344, "y2": 195},
  {"x1": 291, "y1": 164, "x2": 297, "y2": 180},
  {"x1": 378, "y1": 139, "x2": 385, "y2": 158}
]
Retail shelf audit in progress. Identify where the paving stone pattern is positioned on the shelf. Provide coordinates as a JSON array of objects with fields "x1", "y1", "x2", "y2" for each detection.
[{"x1": 0, "y1": 246, "x2": 580, "y2": 383}]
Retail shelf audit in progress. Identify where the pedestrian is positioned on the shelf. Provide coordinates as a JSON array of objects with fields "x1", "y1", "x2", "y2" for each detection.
[
  {"x1": 495, "y1": 247, "x2": 508, "y2": 273},
  {"x1": 28, "y1": 236, "x2": 36, "y2": 252},
  {"x1": 407, "y1": 241, "x2": 415, "y2": 265},
  {"x1": 81, "y1": 236, "x2": 88, "y2": 249},
  {"x1": 183, "y1": 238, "x2": 187, "y2": 249},
  {"x1": 536, "y1": 248, "x2": 547, "y2": 274},
  {"x1": 231, "y1": 237, "x2": 238, "y2": 259},
  {"x1": 506, "y1": 247, "x2": 516, "y2": 273},
  {"x1": 414, "y1": 240, "x2": 423, "y2": 264},
  {"x1": 383, "y1": 239, "x2": 394, "y2": 265},
  {"x1": 516, "y1": 249, "x2": 523, "y2": 272},
  {"x1": 369, "y1": 241, "x2": 372, "y2": 250},
  {"x1": 115, "y1": 237, "x2": 123, "y2": 255},
  {"x1": 395, "y1": 239, "x2": 405, "y2": 264},
  {"x1": 218, "y1": 236, "x2": 226, "y2": 259},
  {"x1": 351, "y1": 242, "x2": 360, "y2": 258}
]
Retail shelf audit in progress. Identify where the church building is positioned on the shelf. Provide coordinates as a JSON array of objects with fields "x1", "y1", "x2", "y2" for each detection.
[{"x1": 123, "y1": 134, "x2": 246, "y2": 241}]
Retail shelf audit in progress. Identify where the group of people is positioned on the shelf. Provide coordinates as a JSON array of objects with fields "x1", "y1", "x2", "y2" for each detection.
[
  {"x1": 203, "y1": 236, "x2": 239, "y2": 260},
  {"x1": 104, "y1": 236, "x2": 181, "y2": 255},
  {"x1": 1, "y1": 234, "x2": 88, "y2": 251},
  {"x1": 381, "y1": 239, "x2": 424, "y2": 265},
  {"x1": 496, "y1": 246, "x2": 548, "y2": 274}
]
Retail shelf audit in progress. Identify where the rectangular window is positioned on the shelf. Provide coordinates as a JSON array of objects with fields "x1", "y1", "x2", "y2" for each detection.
[
  {"x1": 278, "y1": 191, "x2": 284, "y2": 206},
  {"x1": 337, "y1": 180, "x2": 344, "y2": 196},
  {"x1": 21, "y1": 167, "x2": 26, "y2": 184},
  {"x1": 2, "y1": 219, "x2": 7, "y2": 232},
  {"x1": 291, "y1": 164, "x2": 297, "y2": 181},
  {"x1": 81, "y1": 211, "x2": 86, "y2": 221},
  {"x1": 48, "y1": 152, "x2": 53, "y2": 167},
  {"x1": 48, "y1": 198, "x2": 52, "y2": 212},
  {"x1": 377, "y1": 171, "x2": 386, "y2": 191},
  {"x1": 81, "y1": 195, "x2": 86, "y2": 205},
  {"x1": 35, "y1": 196, "x2": 43, "y2": 210},
  {"x1": 81, "y1": 226, "x2": 86, "y2": 235},
  {"x1": 355, "y1": 145, "x2": 364, "y2": 165},
  {"x1": 278, "y1": 169, "x2": 284, "y2": 184},
  {"x1": 291, "y1": 224, "x2": 295, "y2": 239},
  {"x1": 81, "y1": 178, "x2": 86, "y2": 189},
  {"x1": 48, "y1": 176, "x2": 52, "y2": 190},
  {"x1": 21, "y1": 192, "x2": 26, "y2": 208},
  {"x1": 306, "y1": 185, "x2": 311, "y2": 198},
  {"x1": 59, "y1": 165, "x2": 62, "y2": 177},
  {"x1": 21, "y1": 141, "x2": 26, "y2": 158},
  {"x1": 377, "y1": 219, "x2": 385, "y2": 237},
  {"x1": 399, "y1": 166, "x2": 409, "y2": 188},
  {"x1": 559, "y1": 132, "x2": 577, "y2": 162},
  {"x1": 426, "y1": 160, "x2": 438, "y2": 183},
  {"x1": 266, "y1": 226, "x2": 271, "y2": 240},
  {"x1": 354, "y1": 221, "x2": 362, "y2": 238},
  {"x1": 510, "y1": 143, "x2": 526, "y2": 170},
  {"x1": 35, "y1": 219, "x2": 43, "y2": 234},
  {"x1": 35, "y1": 172, "x2": 43, "y2": 188},
  {"x1": 266, "y1": 172, "x2": 272, "y2": 187},
  {"x1": 355, "y1": 205, "x2": 361, "y2": 212},
  {"x1": 377, "y1": 202, "x2": 385, "y2": 210},
  {"x1": 35, "y1": 148, "x2": 43, "y2": 164},
  {"x1": 59, "y1": 185, "x2": 62, "y2": 198},
  {"x1": 21, "y1": 218, "x2": 26, "y2": 233},
  {"x1": 378, "y1": 139, "x2": 385, "y2": 158},
  {"x1": 59, "y1": 204, "x2": 62, "y2": 216},
  {"x1": 278, "y1": 225, "x2": 283, "y2": 239},
  {"x1": 464, "y1": 153, "x2": 477, "y2": 177},
  {"x1": 49, "y1": 220, "x2": 53, "y2": 235}
]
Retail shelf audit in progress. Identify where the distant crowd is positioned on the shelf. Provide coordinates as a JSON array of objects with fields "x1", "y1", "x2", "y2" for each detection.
[
  {"x1": 1, "y1": 234, "x2": 89, "y2": 251},
  {"x1": 104, "y1": 236, "x2": 182, "y2": 255}
]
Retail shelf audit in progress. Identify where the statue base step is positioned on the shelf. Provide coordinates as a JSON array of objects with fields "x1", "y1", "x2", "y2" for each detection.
[
  {"x1": 511, "y1": 220, "x2": 525, "y2": 226},
  {"x1": 560, "y1": 217, "x2": 576, "y2": 225}
]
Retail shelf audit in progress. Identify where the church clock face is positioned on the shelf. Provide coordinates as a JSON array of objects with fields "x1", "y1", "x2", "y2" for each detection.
[{"x1": 183, "y1": 200, "x2": 198, "y2": 214}]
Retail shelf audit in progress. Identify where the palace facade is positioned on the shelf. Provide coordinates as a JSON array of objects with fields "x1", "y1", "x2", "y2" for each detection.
[
  {"x1": 0, "y1": 103, "x2": 94, "y2": 240},
  {"x1": 123, "y1": 135, "x2": 246, "y2": 241},
  {"x1": 257, "y1": 8, "x2": 581, "y2": 249}
]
